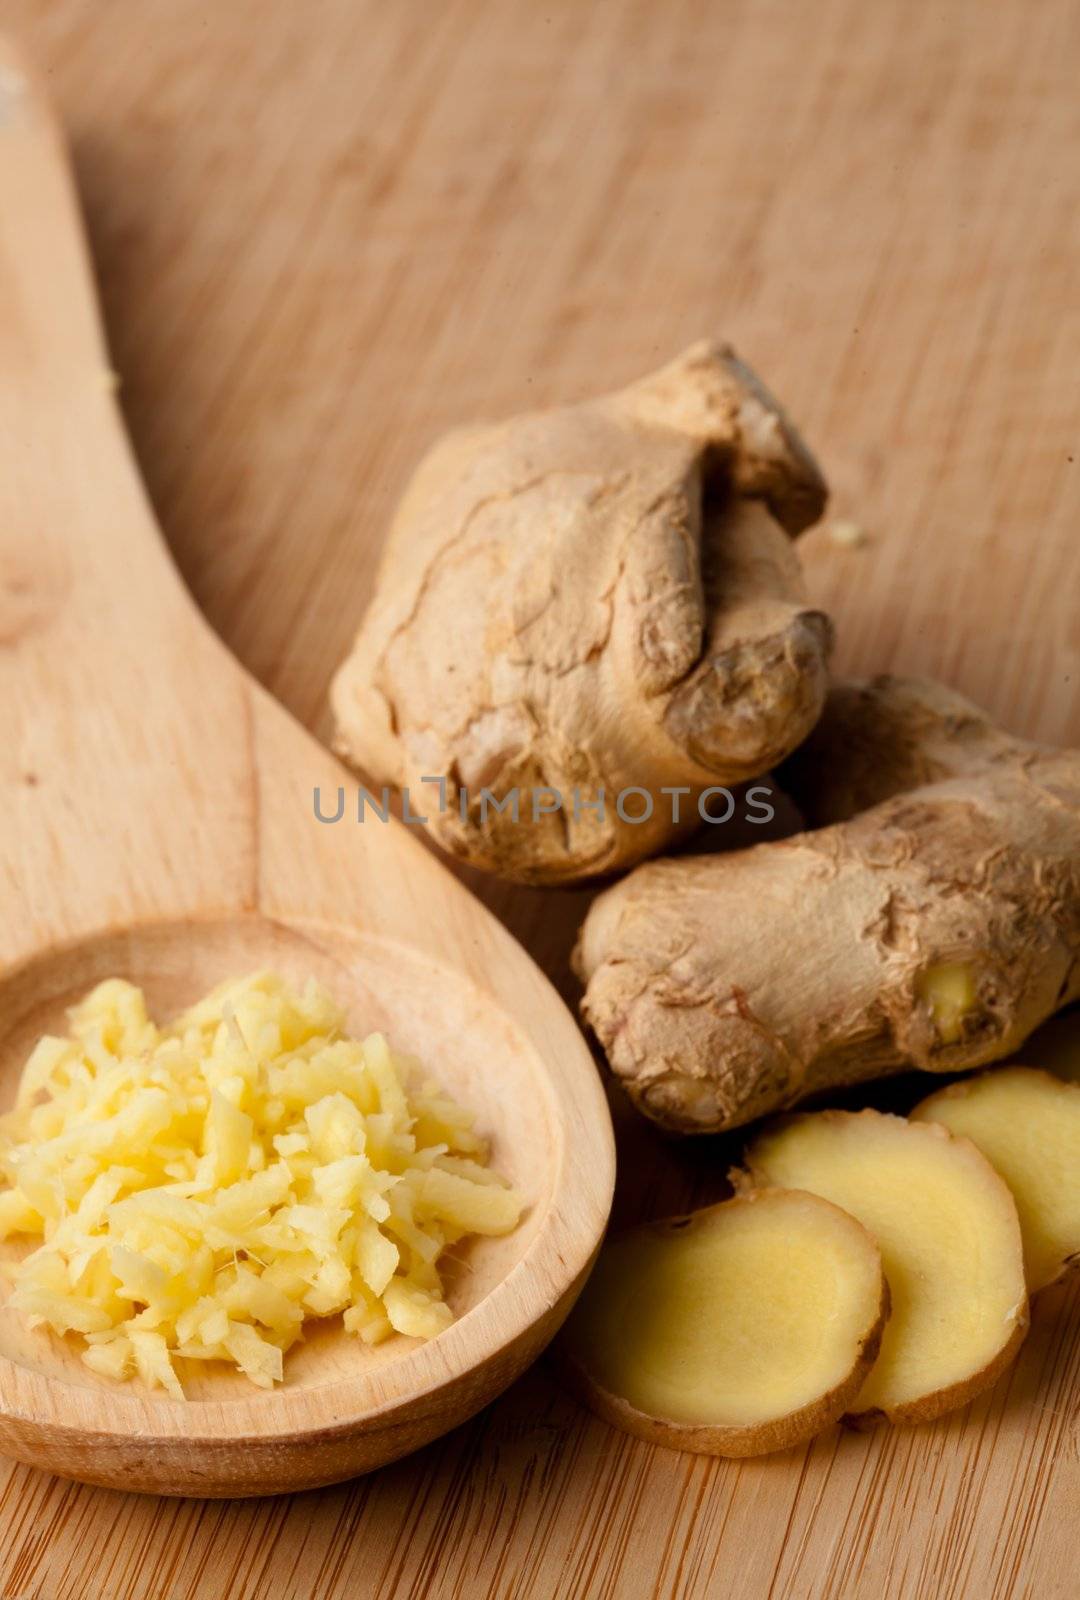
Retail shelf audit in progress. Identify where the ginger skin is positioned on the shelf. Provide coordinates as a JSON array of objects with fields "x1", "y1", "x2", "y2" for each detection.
[
  {"x1": 576, "y1": 677, "x2": 1080, "y2": 1134},
  {"x1": 331, "y1": 342, "x2": 830, "y2": 884}
]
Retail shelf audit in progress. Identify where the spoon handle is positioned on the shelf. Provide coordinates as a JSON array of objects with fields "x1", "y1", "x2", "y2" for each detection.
[
  {"x1": 0, "y1": 39, "x2": 108, "y2": 381},
  {"x1": 0, "y1": 36, "x2": 260, "y2": 963},
  {"x1": 0, "y1": 35, "x2": 191, "y2": 623},
  {"x1": 0, "y1": 35, "x2": 495, "y2": 977}
]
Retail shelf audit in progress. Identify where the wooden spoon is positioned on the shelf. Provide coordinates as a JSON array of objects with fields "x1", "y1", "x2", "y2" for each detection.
[{"x1": 0, "y1": 37, "x2": 613, "y2": 1497}]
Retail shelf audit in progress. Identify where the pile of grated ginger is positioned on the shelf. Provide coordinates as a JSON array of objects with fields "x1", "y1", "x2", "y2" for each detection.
[{"x1": 0, "y1": 972, "x2": 523, "y2": 1398}]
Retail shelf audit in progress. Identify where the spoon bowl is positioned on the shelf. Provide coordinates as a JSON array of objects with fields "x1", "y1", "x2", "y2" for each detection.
[{"x1": 0, "y1": 38, "x2": 614, "y2": 1496}]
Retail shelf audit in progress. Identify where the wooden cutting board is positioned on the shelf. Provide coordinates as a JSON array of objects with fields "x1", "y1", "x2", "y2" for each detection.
[{"x1": 2, "y1": 0, "x2": 1078, "y2": 1595}]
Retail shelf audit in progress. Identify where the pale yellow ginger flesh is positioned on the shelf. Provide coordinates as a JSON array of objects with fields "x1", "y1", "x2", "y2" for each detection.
[
  {"x1": 913, "y1": 1068, "x2": 1080, "y2": 1292},
  {"x1": 561, "y1": 1188, "x2": 887, "y2": 1457},
  {"x1": 916, "y1": 962, "x2": 978, "y2": 1046},
  {"x1": 0, "y1": 974, "x2": 523, "y2": 1398},
  {"x1": 740, "y1": 1111, "x2": 1028, "y2": 1423}
]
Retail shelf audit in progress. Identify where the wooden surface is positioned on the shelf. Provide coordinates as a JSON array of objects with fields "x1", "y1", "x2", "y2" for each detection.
[
  {"x1": 0, "y1": 35, "x2": 611, "y2": 1498},
  {"x1": 2, "y1": 0, "x2": 1079, "y2": 1592}
]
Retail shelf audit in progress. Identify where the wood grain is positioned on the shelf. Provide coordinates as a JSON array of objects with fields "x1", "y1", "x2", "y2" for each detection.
[
  {"x1": 0, "y1": 34, "x2": 612, "y2": 1497},
  {"x1": 2, "y1": 0, "x2": 1079, "y2": 1592}
]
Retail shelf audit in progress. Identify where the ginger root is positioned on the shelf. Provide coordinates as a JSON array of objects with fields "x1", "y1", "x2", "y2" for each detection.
[
  {"x1": 777, "y1": 672, "x2": 1029, "y2": 824},
  {"x1": 738, "y1": 1111, "x2": 1028, "y2": 1424},
  {"x1": 576, "y1": 676, "x2": 1080, "y2": 1134},
  {"x1": 913, "y1": 1067, "x2": 1080, "y2": 1292},
  {"x1": 560, "y1": 1187, "x2": 887, "y2": 1457},
  {"x1": 332, "y1": 342, "x2": 830, "y2": 884}
]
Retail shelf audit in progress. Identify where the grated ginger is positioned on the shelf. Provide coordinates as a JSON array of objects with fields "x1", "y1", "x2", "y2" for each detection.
[{"x1": 0, "y1": 972, "x2": 524, "y2": 1398}]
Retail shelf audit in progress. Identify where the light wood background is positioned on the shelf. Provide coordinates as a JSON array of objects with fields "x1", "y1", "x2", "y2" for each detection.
[{"x1": 3, "y1": 0, "x2": 1079, "y2": 1595}]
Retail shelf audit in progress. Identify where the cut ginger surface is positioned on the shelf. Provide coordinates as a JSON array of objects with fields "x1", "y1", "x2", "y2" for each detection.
[
  {"x1": 0, "y1": 973, "x2": 523, "y2": 1398},
  {"x1": 913, "y1": 1068, "x2": 1080, "y2": 1292},
  {"x1": 740, "y1": 1110, "x2": 1028, "y2": 1423},
  {"x1": 561, "y1": 1187, "x2": 887, "y2": 1457}
]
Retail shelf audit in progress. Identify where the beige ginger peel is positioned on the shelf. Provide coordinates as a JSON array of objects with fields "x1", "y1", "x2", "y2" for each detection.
[{"x1": 332, "y1": 341, "x2": 831, "y2": 884}]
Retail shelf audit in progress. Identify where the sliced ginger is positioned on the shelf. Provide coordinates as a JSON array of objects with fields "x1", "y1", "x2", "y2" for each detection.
[
  {"x1": 740, "y1": 1110, "x2": 1028, "y2": 1423},
  {"x1": 560, "y1": 1188, "x2": 887, "y2": 1457},
  {"x1": 913, "y1": 1068, "x2": 1080, "y2": 1292}
]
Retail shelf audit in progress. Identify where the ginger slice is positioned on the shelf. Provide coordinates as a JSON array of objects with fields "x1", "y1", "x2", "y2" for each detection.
[
  {"x1": 560, "y1": 1188, "x2": 887, "y2": 1457},
  {"x1": 913, "y1": 1068, "x2": 1080, "y2": 1292},
  {"x1": 739, "y1": 1110, "x2": 1028, "y2": 1424}
]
